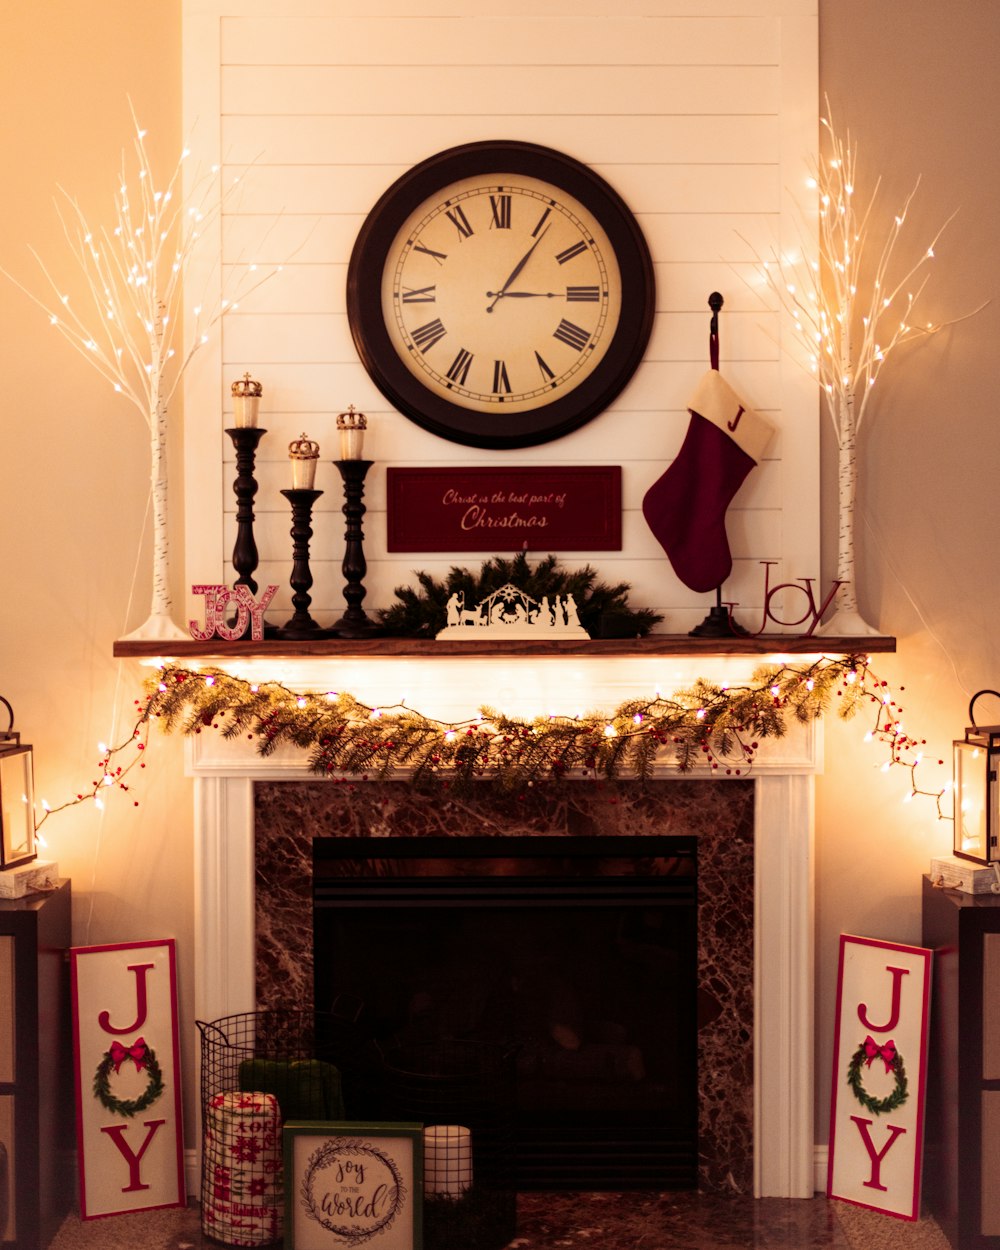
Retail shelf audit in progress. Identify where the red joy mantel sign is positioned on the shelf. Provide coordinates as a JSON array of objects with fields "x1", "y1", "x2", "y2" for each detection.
[{"x1": 386, "y1": 466, "x2": 621, "y2": 553}]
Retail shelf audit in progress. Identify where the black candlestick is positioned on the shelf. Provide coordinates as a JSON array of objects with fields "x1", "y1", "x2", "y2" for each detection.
[
  {"x1": 276, "y1": 488, "x2": 333, "y2": 640},
  {"x1": 225, "y1": 427, "x2": 267, "y2": 595},
  {"x1": 224, "y1": 426, "x2": 270, "y2": 638},
  {"x1": 332, "y1": 459, "x2": 381, "y2": 638}
]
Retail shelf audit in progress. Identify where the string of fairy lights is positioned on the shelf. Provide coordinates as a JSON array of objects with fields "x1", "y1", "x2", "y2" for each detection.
[{"x1": 34, "y1": 654, "x2": 953, "y2": 829}]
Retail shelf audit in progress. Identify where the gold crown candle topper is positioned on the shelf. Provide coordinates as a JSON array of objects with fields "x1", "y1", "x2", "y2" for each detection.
[
  {"x1": 337, "y1": 405, "x2": 368, "y2": 460},
  {"x1": 232, "y1": 372, "x2": 263, "y2": 428},
  {"x1": 289, "y1": 433, "x2": 321, "y2": 489}
]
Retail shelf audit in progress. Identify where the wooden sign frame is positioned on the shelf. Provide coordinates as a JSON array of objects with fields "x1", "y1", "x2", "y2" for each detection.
[
  {"x1": 827, "y1": 933, "x2": 932, "y2": 1220},
  {"x1": 284, "y1": 1121, "x2": 423, "y2": 1250},
  {"x1": 386, "y1": 465, "x2": 621, "y2": 553},
  {"x1": 70, "y1": 939, "x2": 185, "y2": 1219}
]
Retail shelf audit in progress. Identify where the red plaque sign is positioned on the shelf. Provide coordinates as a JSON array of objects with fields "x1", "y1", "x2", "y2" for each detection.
[{"x1": 386, "y1": 466, "x2": 621, "y2": 553}]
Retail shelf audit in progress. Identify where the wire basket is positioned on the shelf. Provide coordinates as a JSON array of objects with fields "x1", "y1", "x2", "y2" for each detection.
[
  {"x1": 198, "y1": 1014, "x2": 517, "y2": 1249},
  {"x1": 197, "y1": 1008, "x2": 357, "y2": 1246}
]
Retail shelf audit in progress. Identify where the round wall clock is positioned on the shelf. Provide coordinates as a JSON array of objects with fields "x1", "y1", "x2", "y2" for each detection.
[{"x1": 346, "y1": 141, "x2": 655, "y2": 449}]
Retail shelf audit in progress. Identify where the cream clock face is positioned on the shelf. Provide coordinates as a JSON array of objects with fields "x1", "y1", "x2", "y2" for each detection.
[
  {"x1": 381, "y1": 176, "x2": 623, "y2": 416},
  {"x1": 347, "y1": 141, "x2": 655, "y2": 449}
]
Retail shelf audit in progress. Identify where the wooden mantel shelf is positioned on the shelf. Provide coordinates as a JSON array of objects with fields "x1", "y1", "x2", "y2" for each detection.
[{"x1": 113, "y1": 633, "x2": 896, "y2": 661}]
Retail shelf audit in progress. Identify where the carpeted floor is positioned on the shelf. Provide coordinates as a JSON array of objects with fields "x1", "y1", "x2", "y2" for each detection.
[{"x1": 47, "y1": 1194, "x2": 953, "y2": 1250}]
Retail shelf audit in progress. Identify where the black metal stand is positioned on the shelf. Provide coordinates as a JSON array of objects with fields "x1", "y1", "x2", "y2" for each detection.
[
  {"x1": 689, "y1": 587, "x2": 749, "y2": 639},
  {"x1": 332, "y1": 459, "x2": 381, "y2": 638},
  {"x1": 688, "y1": 292, "x2": 749, "y2": 640},
  {"x1": 276, "y1": 487, "x2": 334, "y2": 640}
]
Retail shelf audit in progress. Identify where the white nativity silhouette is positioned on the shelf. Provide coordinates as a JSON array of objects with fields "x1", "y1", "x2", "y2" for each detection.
[{"x1": 437, "y1": 583, "x2": 590, "y2": 640}]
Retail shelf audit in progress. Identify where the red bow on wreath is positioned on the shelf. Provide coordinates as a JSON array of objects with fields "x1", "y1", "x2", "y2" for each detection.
[
  {"x1": 109, "y1": 1037, "x2": 149, "y2": 1074},
  {"x1": 863, "y1": 1035, "x2": 897, "y2": 1073}
]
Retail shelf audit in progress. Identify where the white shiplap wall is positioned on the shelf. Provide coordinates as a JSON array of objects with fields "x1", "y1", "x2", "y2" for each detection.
[{"x1": 182, "y1": 0, "x2": 818, "y2": 634}]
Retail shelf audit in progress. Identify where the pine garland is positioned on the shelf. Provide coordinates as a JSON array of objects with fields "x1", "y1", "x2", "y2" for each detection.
[{"x1": 140, "y1": 654, "x2": 918, "y2": 795}]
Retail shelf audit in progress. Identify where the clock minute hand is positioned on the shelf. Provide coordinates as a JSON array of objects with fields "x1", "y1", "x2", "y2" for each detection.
[
  {"x1": 486, "y1": 224, "x2": 551, "y2": 312},
  {"x1": 484, "y1": 290, "x2": 559, "y2": 299}
]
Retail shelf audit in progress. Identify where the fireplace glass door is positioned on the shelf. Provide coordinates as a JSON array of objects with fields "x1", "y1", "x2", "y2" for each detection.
[{"x1": 313, "y1": 835, "x2": 697, "y2": 1190}]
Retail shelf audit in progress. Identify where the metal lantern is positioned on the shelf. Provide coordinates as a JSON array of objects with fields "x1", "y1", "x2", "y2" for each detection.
[
  {"x1": 0, "y1": 697, "x2": 36, "y2": 870},
  {"x1": 954, "y1": 689, "x2": 1000, "y2": 865}
]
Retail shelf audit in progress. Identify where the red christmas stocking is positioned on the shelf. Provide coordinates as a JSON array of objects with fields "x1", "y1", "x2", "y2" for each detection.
[{"x1": 642, "y1": 370, "x2": 775, "y2": 593}]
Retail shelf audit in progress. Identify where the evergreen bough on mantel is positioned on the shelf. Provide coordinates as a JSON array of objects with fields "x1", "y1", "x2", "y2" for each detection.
[{"x1": 378, "y1": 553, "x2": 664, "y2": 638}]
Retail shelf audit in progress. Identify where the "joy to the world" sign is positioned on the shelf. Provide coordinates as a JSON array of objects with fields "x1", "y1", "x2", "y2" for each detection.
[{"x1": 285, "y1": 1123, "x2": 423, "y2": 1250}]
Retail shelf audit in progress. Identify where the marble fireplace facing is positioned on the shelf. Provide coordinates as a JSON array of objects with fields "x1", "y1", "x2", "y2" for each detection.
[
  {"x1": 190, "y1": 670, "x2": 817, "y2": 1200},
  {"x1": 254, "y1": 780, "x2": 753, "y2": 1193}
]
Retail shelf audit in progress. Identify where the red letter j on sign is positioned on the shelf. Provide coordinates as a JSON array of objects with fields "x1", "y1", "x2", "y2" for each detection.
[
  {"x1": 858, "y1": 965, "x2": 909, "y2": 1034},
  {"x1": 98, "y1": 962, "x2": 156, "y2": 1035}
]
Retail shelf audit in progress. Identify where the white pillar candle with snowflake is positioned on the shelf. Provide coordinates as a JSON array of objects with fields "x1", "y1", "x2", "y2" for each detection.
[
  {"x1": 1, "y1": 102, "x2": 281, "y2": 641},
  {"x1": 755, "y1": 106, "x2": 983, "y2": 636}
]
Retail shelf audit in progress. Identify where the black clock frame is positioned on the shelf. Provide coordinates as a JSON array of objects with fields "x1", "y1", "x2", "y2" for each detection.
[{"x1": 346, "y1": 140, "x2": 656, "y2": 450}]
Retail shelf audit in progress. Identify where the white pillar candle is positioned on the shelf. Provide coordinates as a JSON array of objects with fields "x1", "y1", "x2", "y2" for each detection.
[
  {"x1": 423, "y1": 1125, "x2": 472, "y2": 1197},
  {"x1": 291, "y1": 456, "x2": 317, "y2": 489},
  {"x1": 233, "y1": 394, "x2": 260, "y2": 429},
  {"x1": 289, "y1": 434, "x2": 320, "y2": 489},
  {"x1": 339, "y1": 426, "x2": 365, "y2": 459},
  {"x1": 337, "y1": 405, "x2": 368, "y2": 459},
  {"x1": 232, "y1": 373, "x2": 262, "y2": 428}
]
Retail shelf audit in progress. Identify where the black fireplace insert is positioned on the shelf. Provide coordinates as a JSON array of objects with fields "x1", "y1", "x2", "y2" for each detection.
[{"x1": 313, "y1": 835, "x2": 698, "y2": 1190}]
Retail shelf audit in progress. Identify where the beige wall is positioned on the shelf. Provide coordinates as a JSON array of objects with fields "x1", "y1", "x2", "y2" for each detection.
[
  {"x1": 1, "y1": 0, "x2": 997, "y2": 1166},
  {"x1": 0, "y1": 0, "x2": 195, "y2": 1126},
  {"x1": 816, "y1": 0, "x2": 1000, "y2": 1144}
]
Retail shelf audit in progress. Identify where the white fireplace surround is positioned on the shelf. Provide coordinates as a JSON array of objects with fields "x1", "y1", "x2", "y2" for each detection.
[{"x1": 186, "y1": 653, "x2": 819, "y2": 1199}]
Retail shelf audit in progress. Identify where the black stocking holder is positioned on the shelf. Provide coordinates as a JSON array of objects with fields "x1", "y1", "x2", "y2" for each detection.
[{"x1": 689, "y1": 292, "x2": 748, "y2": 640}]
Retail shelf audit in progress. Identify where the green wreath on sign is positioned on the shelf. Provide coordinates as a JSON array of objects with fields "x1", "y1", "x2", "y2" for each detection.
[
  {"x1": 93, "y1": 1037, "x2": 164, "y2": 1118},
  {"x1": 846, "y1": 1039, "x2": 908, "y2": 1116}
]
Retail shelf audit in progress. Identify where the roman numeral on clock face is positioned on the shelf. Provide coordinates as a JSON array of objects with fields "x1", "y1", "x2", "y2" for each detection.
[
  {"x1": 446, "y1": 347, "x2": 474, "y2": 386},
  {"x1": 412, "y1": 241, "x2": 448, "y2": 265},
  {"x1": 535, "y1": 351, "x2": 556, "y2": 383},
  {"x1": 492, "y1": 360, "x2": 511, "y2": 394},
  {"x1": 553, "y1": 319, "x2": 591, "y2": 352},
  {"x1": 555, "y1": 240, "x2": 589, "y2": 265},
  {"x1": 489, "y1": 194, "x2": 512, "y2": 229},
  {"x1": 566, "y1": 285, "x2": 600, "y2": 302},
  {"x1": 401, "y1": 284, "x2": 436, "y2": 303},
  {"x1": 445, "y1": 204, "x2": 474, "y2": 238},
  {"x1": 532, "y1": 206, "x2": 553, "y2": 237},
  {"x1": 412, "y1": 318, "x2": 447, "y2": 352}
]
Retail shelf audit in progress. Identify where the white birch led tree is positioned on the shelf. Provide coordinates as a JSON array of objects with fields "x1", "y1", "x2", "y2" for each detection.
[
  {"x1": 3, "y1": 104, "x2": 278, "y2": 640},
  {"x1": 757, "y1": 109, "x2": 981, "y2": 635}
]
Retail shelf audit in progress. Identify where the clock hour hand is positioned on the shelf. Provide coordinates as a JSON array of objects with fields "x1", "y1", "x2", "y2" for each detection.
[{"x1": 486, "y1": 224, "x2": 550, "y2": 312}]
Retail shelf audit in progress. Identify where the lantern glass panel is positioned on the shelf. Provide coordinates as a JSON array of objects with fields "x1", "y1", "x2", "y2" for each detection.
[
  {"x1": 955, "y1": 739, "x2": 991, "y2": 863},
  {"x1": 0, "y1": 748, "x2": 35, "y2": 868}
]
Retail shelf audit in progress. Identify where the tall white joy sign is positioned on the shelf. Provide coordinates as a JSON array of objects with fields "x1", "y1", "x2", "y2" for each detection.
[
  {"x1": 827, "y1": 934, "x2": 932, "y2": 1220},
  {"x1": 71, "y1": 939, "x2": 186, "y2": 1218}
]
